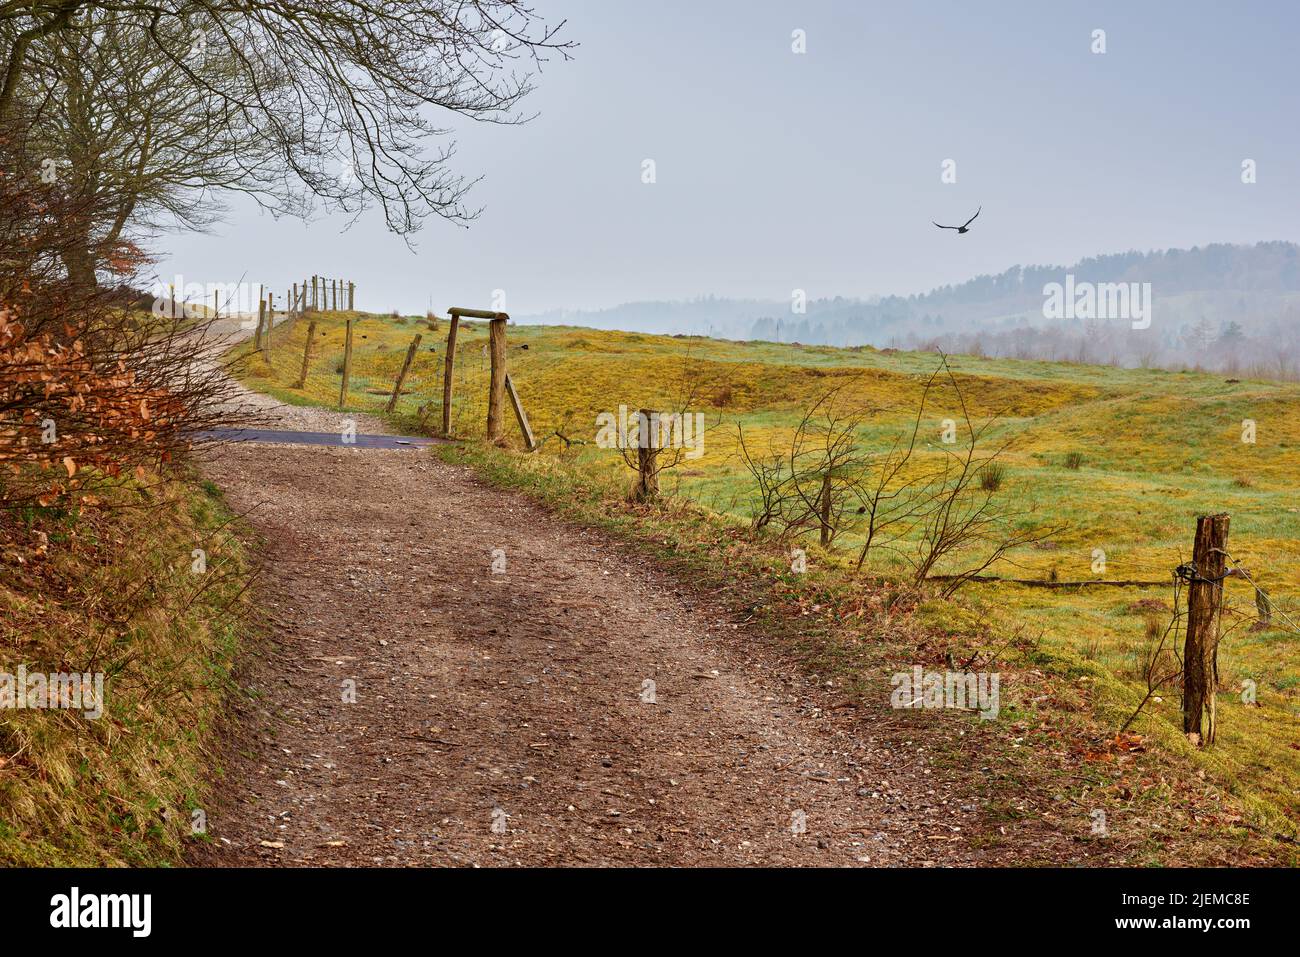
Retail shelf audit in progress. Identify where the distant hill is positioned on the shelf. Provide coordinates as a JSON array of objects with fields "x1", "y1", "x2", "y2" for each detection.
[{"x1": 519, "y1": 242, "x2": 1300, "y2": 378}]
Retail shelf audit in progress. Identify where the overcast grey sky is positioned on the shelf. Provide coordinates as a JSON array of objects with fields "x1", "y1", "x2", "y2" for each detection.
[{"x1": 154, "y1": 0, "x2": 1300, "y2": 315}]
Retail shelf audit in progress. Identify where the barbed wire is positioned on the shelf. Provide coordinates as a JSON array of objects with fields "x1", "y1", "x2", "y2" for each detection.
[{"x1": 1218, "y1": 549, "x2": 1300, "y2": 640}]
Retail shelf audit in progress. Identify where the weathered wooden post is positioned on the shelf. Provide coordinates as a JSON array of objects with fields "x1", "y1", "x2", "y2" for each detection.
[
  {"x1": 332, "y1": 280, "x2": 338, "y2": 312},
  {"x1": 633, "y1": 408, "x2": 660, "y2": 502},
  {"x1": 348, "y1": 282, "x2": 355, "y2": 310},
  {"x1": 264, "y1": 293, "x2": 274, "y2": 360},
  {"x1": 487, "y1": 315, "x2": 507, "y2": 442},
  {"x1": 338, "y1": 318, "x2": 354, "y2": 409},
  {"x1": 385, "y1": 334, "x2": 423, "y2": 413},
  {"x1": 295, "y1": 320, "x2": 318, "y2": 388},
  {"x1": 312, "y1": 276, "x2": 318, "y2": 311},
  {"x1": 255, "y1": 297, "x2": 266, "y2": 350},
  {"x1": 213, "y1": 289, "x2": 219, "y2": 318},
  {"x1": 441, "y1": 312, "x2": 461, "y2": 436},
  {"x1": 1183, "y1": 513, "x2": 1229, "y2": 746},
  {"x1": 1255, "y1": 583, "x2": 1272, "y2": 627},
  {"x1": 504, "y1": 374, "x2": 537, "y2": 451}
]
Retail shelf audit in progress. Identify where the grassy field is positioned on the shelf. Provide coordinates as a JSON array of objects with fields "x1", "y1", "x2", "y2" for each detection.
[{"x1": 233, "y1": 311, "x2": 1300, "y2": 841}]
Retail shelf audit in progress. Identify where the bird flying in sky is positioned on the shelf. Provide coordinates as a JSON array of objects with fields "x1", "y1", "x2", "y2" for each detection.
[{"x1": 933, "y1": 207, "x2": 981, "y2": 234}]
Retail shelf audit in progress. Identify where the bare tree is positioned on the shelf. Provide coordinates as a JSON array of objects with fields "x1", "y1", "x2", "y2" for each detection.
[
  {"x1": 902, "y1": 354, "x2": 1060, "y2": 596},
  {"x1": 19, "y1": 9, "x2": 284, "y2": 285},
  {"x1": 1, "y1": 1, "x2": 572, "y2": 238},
  {"x1": 736, "y1": 355, "x2": 1063, "y2": 596},
  {"x1": 0, "y1": 126, "x2": 256, "y2": 511},
  {"x1": 786, "y1": 388, "x2": 871, "y2": 547},
  {"x1": 851, "y1": 364, "x2": 945, "y2": 570},
  {"x1": 736, "y1": 386, "x2": 871, "y2": 544}
]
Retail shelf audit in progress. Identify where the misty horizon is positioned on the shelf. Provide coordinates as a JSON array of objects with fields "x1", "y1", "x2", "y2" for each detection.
[{"x1": 152, "y1": 0, "x2": 1300, "y2": 317}]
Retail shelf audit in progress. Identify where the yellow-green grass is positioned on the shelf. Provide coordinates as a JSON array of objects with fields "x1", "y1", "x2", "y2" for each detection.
[
  {"x1": 0, "y1": 476, "x2": 249, "y2": 865},
  {"x1": 233, "y1": 312, "x2": 1300, "y2": 838}
]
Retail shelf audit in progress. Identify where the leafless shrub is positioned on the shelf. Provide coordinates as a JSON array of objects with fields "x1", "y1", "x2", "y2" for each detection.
[
  {"x1": 902, "y1": 355, "x2": 1061, "y2": 596},
  {"x1": 737, "y1": 354, "x2": 1062, "y2": 598},
  {"x1": 737, "y1": 385, "x2": 881, "y2": 547}
]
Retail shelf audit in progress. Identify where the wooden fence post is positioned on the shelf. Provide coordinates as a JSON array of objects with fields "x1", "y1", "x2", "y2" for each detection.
[
  {"x1": 295, "y1": 320, "x2": 317, "y2": 388},
  {"x1": 255, "y1": 297, "x2": 266, "y2": 350},
  {"x1": 213, "y1": 289, "x2": 219, "y2": 318},
  {"x1": 385, "y1": 334, "x2": 423, "y2": 413},
  {"x1": 264, "y1": 294, "x2": 274, "y2": 360},
  {"x1": 487, "y1": 316, "x2": 507, "y2": 441},
  {"x1": 1255, "y1": 583, "x2": 1272, "y2": 627},
  {"x1": 441, "y1": 313, "x2": 460, "y2": 436},
  {"x1": 1183, "y1": 513, "x2": 1229, "y2": 746},
  {"x1": 338, "y1": 318, "x2": 354, "y2": 409},
  {"x1": 504, "y1": 373, "x2": 536, "y2": 451},
  {"x1": 633, "y1": 408, "x2": 659, "y2": 502},
  {"x1": 348, "y1": 282, "x2": 355, "y2": 310}
]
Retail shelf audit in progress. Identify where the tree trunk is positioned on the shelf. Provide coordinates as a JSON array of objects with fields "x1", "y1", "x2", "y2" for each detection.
[
  {"x1": 61, "y1": 233, "x2": 98, "y2": 291},
  {"x1": 819, "y1": 471, "x2": 833, "y2": 546}
]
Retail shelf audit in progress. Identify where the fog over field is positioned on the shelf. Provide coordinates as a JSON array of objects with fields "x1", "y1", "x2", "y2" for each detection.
[{"x1": 519, "y1": 242, "x2": 1300, "y2": 378}]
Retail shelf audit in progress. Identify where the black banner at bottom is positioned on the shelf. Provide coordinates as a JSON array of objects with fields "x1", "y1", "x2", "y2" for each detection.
[{"x1": 0, "y1": 866, "x2": 1284, "y2": 942}]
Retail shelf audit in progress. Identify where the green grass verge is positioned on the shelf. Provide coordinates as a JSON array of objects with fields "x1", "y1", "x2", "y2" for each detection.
[{"x1": 0, "y1": 475, "x2": 250, "y2": 866}]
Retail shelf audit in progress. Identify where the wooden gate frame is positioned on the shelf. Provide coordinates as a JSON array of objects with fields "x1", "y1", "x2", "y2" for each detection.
[{"x1": 441, "y1": 306, "x2": 536, "y2": 450}]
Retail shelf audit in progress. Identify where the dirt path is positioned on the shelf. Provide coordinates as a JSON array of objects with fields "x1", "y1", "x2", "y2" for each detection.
[{"x1": 192, "y1": 422, "x2": 998, "y2": 866}]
